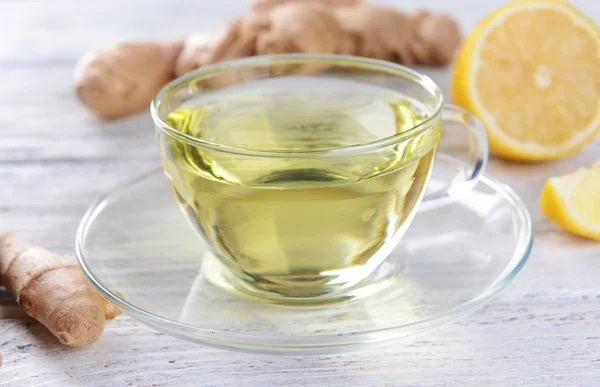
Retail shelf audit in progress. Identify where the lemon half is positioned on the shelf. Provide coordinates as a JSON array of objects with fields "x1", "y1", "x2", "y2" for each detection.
[{"x1": 452, "y1": 0, "x2": 600, "y2": 161}]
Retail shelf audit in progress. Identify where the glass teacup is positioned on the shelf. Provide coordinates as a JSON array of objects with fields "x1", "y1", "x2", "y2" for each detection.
[{"x1": 152, "y1": 54, "x2": 488, "y2": 304}]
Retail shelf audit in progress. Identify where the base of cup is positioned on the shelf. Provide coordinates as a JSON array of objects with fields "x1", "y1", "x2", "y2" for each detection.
[{"x1": 201, "y1": 252, "x2": 407, "y2": 306}]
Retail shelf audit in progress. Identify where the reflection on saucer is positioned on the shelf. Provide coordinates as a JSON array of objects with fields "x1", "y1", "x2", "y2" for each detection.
[{"x1": 179, "y1": 253, "x2": 430, "y2": 336}]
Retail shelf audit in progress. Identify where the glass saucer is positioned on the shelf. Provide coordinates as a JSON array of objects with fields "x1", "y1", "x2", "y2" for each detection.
[{"x1": 76, "y1": 155, "x2": 532, "y2": 354}]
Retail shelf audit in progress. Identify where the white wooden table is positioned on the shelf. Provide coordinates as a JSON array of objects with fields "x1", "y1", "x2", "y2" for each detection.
[{"x1": 1, "y1": 1, "x2": 599, "y2": 386}]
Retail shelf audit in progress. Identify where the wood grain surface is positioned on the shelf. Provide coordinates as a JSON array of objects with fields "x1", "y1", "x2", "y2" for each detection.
[{"x1": 1, "y1": 0, "x2": 599, "y2": 386}]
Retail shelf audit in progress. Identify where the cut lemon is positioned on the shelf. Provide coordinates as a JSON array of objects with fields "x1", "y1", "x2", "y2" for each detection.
[
  {"x1": 540, "y1": 161, "x2": 600, "y2": 240},
  {"x1": 452, "y1": 0, "x2": 600, "y2": 161}
]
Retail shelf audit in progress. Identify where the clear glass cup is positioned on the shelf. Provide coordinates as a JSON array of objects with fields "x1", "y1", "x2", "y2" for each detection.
[{"x1": 151, "y1": 54, "x2": 488, "y2": 304}]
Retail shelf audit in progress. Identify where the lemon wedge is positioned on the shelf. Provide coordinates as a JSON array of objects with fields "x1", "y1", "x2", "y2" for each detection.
[
  {"x1": 540, "y1": 161, "x2": 600, "y2": 240},
  {"x1": 452, "y1": 0, "x2": 600, "y2": 161}
]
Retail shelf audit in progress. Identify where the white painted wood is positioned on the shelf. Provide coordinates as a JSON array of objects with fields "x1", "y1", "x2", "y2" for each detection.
[{"x1": 1, "y1": 0, "x2": 600, "y2": 386}]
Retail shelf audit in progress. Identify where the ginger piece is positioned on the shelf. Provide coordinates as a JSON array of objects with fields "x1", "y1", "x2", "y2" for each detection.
[
  {"x1": 254, "y1": 2, "x2": 355, "y2": 75},
  {"x1": 74, "y1": 40, "x2": 183, "y2": 119},
  {"x1": 251, "y1": 0, "x2": 359, "y2": 11},
  {"x1": 256, "y1": 2, "x2": 352, "y2": 55},
  {"x1": 73, "y1": 1, "x2": 461, "y2": 120},
  {"x1": 175, "y1": 20, "x2": 258, "y2": 77},
  {"x1": 410, "y1": 10, "x2": 462, "y2": 66},
  {"x1": 0, "y1": 232, "x2": 120, "y2": 347},
  {"x1": 174, "y1": 19, "x2": 264, "y2": 89},
  {"x1": 334, "y1": 4, "x2": 415, "y2": 63},
  {"x1": 243, "y1": 11, "x2": 273, "y2": 33},
  {"x1": 335, "y1": 4, "x2": 461, "y2": 66}
]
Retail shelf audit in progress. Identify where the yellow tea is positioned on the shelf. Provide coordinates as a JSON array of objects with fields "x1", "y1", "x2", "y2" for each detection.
[{"x1": 158, "y1": 77, "x2": 440, "y2": 298}]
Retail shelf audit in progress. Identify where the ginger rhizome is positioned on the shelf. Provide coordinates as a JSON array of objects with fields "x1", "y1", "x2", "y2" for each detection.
[
  {"x1": 74, "y1": 0, "x2": 461, "y2": 119},
  {"x1": 251, "y1": 0, "x2": 360, "y2": 11},
  {"x1": 0, "y1": 232, "x2": 120, "y2": 346},
  {"x1": 74, "y1": 40, "x2": 183, "y2": 119}
]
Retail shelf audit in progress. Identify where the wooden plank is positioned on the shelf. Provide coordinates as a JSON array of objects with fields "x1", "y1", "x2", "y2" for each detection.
[{"x1": 1, "y1": 300, "x2": 599, "y2": 387}]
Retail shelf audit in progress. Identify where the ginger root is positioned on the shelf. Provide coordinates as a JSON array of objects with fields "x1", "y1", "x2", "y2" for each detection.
[
  {"x1": 255, "y1": 2, "x2": 354, "y2": 56},
  {"x1": 74, "y1": 0, "x2": 460, "y2": 119},
  {"x1": 334, "y1": 4, "x2": 415, "y2": 63},
  {"x1": 410, "y1": 10, "x2": 462, "y2": 66},
  {"x1": 74, "y1": 40, "x2": 183, "y2": 119},
  {"x1": 335, "y1": 4, "x2": 461, "y2": 65},
  {"x1": 175, "y1": 20, "x2": 258, "y2": 77},
  {"x1": 251, "y1": 0, "x2": 360, "y2": 12},
  {"x1": 0, "y1": 232, "x2": 120, "y2": 346}
]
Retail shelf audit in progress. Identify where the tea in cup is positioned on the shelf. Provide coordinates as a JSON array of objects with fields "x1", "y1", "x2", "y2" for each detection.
[{"x1": 152, "y1": 55, "x2": 487, "y2": 304}]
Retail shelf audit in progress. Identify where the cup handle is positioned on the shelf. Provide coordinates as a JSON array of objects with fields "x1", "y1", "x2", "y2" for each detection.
[{"x1": 422, "y1": 105, "x2": 489, "y2": 205}]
